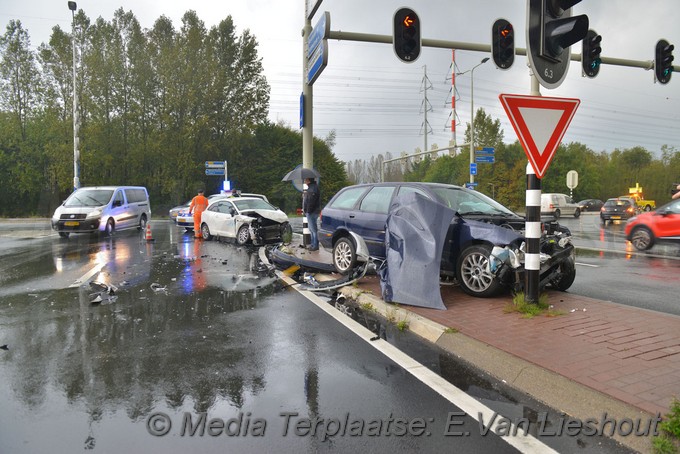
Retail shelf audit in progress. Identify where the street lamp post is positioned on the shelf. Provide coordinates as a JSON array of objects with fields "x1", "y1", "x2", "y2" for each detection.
[
  {"x1": 68, "y1": 1, "x2": 79, "y2": 191},
  {"x1": 469, "y1": 57, "x2": 489, "y2": 185}
]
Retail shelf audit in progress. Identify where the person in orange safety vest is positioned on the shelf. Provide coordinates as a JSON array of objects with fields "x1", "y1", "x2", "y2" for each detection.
[{"x1": 188, "y1": 189, "x2": 209, "y2": 238}]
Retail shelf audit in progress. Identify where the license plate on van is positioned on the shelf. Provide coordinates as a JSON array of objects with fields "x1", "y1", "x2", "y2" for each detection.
[
  {"x1": 64, "y1": 221, "x2": 79, "y2": 227},
  {"x1": 611, "y1": 216, "x2": 620, "y2": 220}
]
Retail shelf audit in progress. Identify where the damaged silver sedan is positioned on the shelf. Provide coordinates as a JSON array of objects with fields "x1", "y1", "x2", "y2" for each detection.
[{"x1": 200, "y1": 197, "x2": 292, "y2": 246}]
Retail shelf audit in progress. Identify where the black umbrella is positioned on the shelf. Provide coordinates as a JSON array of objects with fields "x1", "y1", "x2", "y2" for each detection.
[{"x1": 281, "y1": 166, "x2": 320, "y2": 182}]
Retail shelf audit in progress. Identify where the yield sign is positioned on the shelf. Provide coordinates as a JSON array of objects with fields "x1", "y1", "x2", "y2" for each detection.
[{"x1": 499, "y1": 94, "x2": 580, "y2": 178}]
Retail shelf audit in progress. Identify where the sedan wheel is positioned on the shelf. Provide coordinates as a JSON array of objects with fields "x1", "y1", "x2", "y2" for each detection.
[
  {"x1": 236, "y1": 225, "x2": 250, "y2": 245},
  {"x1": 332, "y1": 237, "x2": 356, "y2": 275},
  {"x1": 630, "y1": 226, "x2": 654, "y2": 251},
  {"x1": 201, "y1": 223, "x2": 212, "y2": 241},
  {"x1": 573, "y1": 208, "x2": 580, "y2": 218},
  {"x1": 456, "y1": 244, "x2": 502, "y2": 298}
]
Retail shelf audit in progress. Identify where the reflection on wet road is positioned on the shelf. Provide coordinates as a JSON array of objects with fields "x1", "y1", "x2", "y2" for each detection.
[{"x1": 2, "y1": 223, "x2": 526, "y2": 453}]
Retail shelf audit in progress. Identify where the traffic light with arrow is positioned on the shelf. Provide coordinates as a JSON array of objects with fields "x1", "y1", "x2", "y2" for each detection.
[{"x1": 393, "y1": 8, "x2": 421, "y2": 63}]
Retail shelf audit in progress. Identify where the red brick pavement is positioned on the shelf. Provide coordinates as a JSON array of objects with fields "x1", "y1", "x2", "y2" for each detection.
[{"x1": 353, "y1": 274, "x2": 680, "y2": 416}]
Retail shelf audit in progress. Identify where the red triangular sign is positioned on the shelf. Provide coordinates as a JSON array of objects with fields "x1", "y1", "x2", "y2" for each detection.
[{"x1": 499, "y1": 94, "x2": 580, "y2": 179}]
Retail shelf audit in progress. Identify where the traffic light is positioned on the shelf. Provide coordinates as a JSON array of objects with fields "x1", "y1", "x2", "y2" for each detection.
[
  {"x1": 655, "y1": 39, "x2": 674, "y2": 84},
  {"x1": 582, "y1": 29, "x2": 602, "y2": 78},
  {"x1": 393, "y1": 8, "x2": 421, "y2": 63},
  {"x1": 527, "y1": 0, "x2": 589, "y2": 89},
  {"x1": 492, "y1": 19, "x2": 514, "y2": 70}
]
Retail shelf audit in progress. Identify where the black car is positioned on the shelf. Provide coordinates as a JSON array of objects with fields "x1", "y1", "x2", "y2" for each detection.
[
  {"x1": 577, "y1": 198, "x2": 604, "y2": 212},
  {"x1": 600, "y1": 198, "x2": 636, "y2": 224},
  {"x1": 319, "y1": 182, "x2": 576, "y2": 298}
]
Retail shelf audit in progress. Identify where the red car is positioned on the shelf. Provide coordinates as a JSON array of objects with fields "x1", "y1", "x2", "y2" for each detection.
[{"x1": 625, "y1": 199, "x2": 680, "y2": 251}]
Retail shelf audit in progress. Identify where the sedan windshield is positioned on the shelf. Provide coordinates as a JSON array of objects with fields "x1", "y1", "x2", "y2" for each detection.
[
  {"x1": 64, "y1": 189, "x2": 114, "y2": 207},
  {"x1": 233, "y1": 199, "x2": 277, "y2": 212}
]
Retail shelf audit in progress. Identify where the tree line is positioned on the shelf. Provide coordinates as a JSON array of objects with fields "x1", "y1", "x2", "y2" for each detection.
[
  {"x1": 346, "y1": 109, "x2": 680, "y2": 211},
  {"x1": 0, "y1": 9, "x2": 347, "y2": 217},
  {"x1": 2, "y1": 8, "x2": 678, "y2": 218}
]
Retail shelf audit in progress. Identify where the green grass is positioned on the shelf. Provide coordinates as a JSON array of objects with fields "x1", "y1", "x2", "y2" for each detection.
[
  {"x1": 444, "y1": 327, "x2": 459, "y2": 334},
  {"x1": 396, "y1": 320, "x2": 409, "y2": 332},
  {"x1": 504, "y1": 292, "x2": 564, "y2": 318},
  {"x1": 654, "y1": 399, "x2": 680, "y2": 453}
]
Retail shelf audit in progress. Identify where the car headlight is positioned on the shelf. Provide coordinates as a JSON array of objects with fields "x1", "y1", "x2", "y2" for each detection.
[{"x1": 86, "y1": 208, "x2": 103, "y2": 219}]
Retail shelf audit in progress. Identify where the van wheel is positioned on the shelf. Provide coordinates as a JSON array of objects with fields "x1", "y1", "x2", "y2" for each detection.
[
  {"x1": 573, "y1": 208, "x2": 580, "y2": 218},
  {"x1": 456, "y1": 244, "x2": 502, "y2": 298},
  {"x1": 104, "y1": 219, "x2": 115, "y2": 236},
  {"x1": 332, "y1": 237, "x2": 356, "y2": 275},
  {"x1": 554, "y1": 209, "x2": 561, "y2": 219},
  {"x1": 58, "y1": 232, "x2": 69, "y2": 239},
  {"x1": 138, "y1": 214, "x2": 147, "y2": 231}
]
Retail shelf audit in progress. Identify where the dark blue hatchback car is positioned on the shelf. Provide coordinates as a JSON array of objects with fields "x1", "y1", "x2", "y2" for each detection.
[{"x1": 319, "y1": 182, "x2": 576, "y2": 298}]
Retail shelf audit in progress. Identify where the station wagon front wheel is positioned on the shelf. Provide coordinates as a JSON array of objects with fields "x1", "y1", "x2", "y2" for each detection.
[
  {"x1": 456, "y1": 244, "x2": 502, "y2": 298},
  {"x1": 332, "y1": 237, "x2": 356, "y2": 275}
]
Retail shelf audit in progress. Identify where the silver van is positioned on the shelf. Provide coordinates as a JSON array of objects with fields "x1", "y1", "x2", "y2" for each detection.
[
  {"x1": 51, "y1": 186, "x2": 151, "y2": 238},
  {"x1": 540, "y1": 193, "x2": 581, "y2": 218}
]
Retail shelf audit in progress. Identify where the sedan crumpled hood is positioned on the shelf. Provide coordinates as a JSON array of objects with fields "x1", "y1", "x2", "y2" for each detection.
[{"x1": 242, "y1": 209, "x2": 288, "y2": 224}]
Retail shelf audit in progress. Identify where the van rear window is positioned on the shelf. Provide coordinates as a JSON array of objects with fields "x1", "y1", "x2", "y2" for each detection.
[{"x1": 125, "y1": 188, "x2": 148, "y2": 203}]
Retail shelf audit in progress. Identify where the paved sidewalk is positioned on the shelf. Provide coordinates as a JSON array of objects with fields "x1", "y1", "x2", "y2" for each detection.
[{"x1": 289, "y1": 244, "x2": 680, "y2": 452}]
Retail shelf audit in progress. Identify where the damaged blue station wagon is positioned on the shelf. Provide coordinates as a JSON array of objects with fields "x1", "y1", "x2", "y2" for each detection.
[{"x1": 319, "y1": 182, "x2": 576, "y2": 298}]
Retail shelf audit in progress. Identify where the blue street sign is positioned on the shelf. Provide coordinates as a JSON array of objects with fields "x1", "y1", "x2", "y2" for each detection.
[
  {"x1": 307, "y1": 41, "x2": 328, "y2": 85},
  {"x1": 470, "y1": 163, "x2": 477, "y2": 175},
  {"x1": 306, "y1": 12, "x2": 329, "y2": 85},
  {"x1": 299, "y1": 93, "x2": 304, "y2": 129},
  {"x1": 205, "y1": 168, "x2": 225, "y2": 176},
  {"x1": 475, "y1": 147, "x2": 495, "y2": 154},
  {"x1": 205, "y1": 161, "x2": 225, "y2": 168},
  {"x1": 475, "y1": 155, "x2": 495, "y2": 163},
  {"x1": 307, "y1": 11, "x2": 329, "y2": 57}
]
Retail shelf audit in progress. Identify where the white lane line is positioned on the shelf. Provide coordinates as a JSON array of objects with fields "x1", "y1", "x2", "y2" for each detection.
[
  {"x1": 576, "y1": 262, "x2": 599, "y2": 268},
  {"x1": 68, "y1": 263, "x2": 106, "y2": 288},
  {"x1": 278, "y1": 272, "x2": 557, "y2": 454}
]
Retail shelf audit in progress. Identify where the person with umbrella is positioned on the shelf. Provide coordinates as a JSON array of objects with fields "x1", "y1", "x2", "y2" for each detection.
[{"x1": 303, "y1": 177, "x2": 320, "y2": 251}]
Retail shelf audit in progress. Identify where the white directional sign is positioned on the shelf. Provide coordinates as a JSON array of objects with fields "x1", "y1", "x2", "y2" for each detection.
[{"x1": 499, "y1": 94, "x2": 580, "y2": 179}]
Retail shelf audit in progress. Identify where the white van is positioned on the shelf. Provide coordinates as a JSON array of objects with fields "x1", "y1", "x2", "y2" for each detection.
[
  {"x1": 51, "y1": 186, "x2": 151, "y2": 238},
  {"x1": 540, "y1": 193, "x2": 581, "y2": 218}
]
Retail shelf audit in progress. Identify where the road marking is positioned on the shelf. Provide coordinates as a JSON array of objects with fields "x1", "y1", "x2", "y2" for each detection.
[
  {"x1": 68, "y1": 263, "x2": 106, "y2": 288},
  {"x1": 575, "y1": 262, "x2": 599, "y2": 268},
  {"x1": 278, "y1": 272, "x2": 557, "y2": 453}
]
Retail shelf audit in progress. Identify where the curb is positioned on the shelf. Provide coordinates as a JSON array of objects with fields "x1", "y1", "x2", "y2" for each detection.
[{"x1": 338, "y1": 286, "x2": 656, "y2": 454}]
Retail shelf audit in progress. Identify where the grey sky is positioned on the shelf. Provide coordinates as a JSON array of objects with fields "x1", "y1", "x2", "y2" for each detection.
[{"x1": 3, "y1": 0, "x2": 679, "y2": 163}]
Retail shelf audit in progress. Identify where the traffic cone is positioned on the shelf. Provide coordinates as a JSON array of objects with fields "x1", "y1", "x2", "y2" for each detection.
[{"x1": 145, "y1": 223, "x2": 155, "y2": 242}]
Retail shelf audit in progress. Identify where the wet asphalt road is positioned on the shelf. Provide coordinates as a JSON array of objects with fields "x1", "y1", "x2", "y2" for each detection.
[
  {"x1": 0, "y1": 221, "x2": 637, "y2": 453},
  {"x1": 0, "y1": 224, "x2": 524, "y2": 453}
]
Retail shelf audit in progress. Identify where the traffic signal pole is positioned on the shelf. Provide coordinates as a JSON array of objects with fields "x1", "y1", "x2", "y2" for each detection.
[{"x1": 325, "y1": 30, "x2": 674, "y2": 75}]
